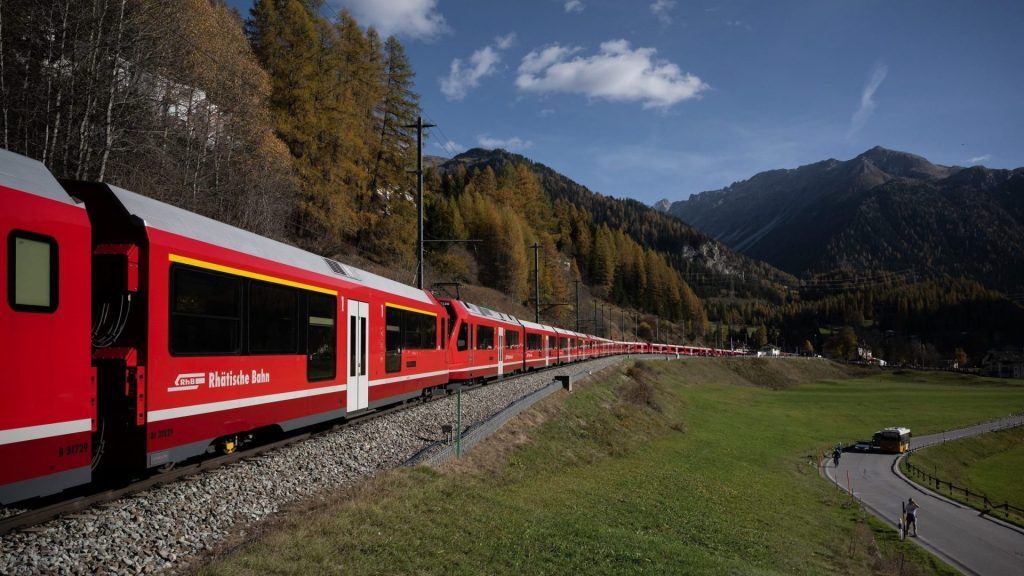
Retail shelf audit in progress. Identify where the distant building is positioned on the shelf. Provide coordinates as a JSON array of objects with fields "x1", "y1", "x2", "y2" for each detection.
[
  {"x1": 981, "y1": 349, "x2": 1024, "y2": 379},
  {"x1": 757, "y1": 345, "x2": 781, "y2": 357}
]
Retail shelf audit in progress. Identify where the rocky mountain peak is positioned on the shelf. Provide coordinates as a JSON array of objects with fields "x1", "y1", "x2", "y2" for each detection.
[{"x1": 853, "y1": 146, "x2": 955, "y2": 180}]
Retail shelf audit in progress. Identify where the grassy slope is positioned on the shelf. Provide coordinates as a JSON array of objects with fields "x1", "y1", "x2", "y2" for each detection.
[
  {"x1": 198, "y1": 359, "x2": 1024, "y2": 576},
  {"x1": 903, "y1": 426, "x2": 1024, "y2": 524}
]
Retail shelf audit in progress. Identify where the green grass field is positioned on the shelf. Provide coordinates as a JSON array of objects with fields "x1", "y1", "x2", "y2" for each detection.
[
  {"x1": 902, "y1": 426, "x2": 1024, "y2": 525},
  {"x1": 197, "y1": 359, "x2": 1024, "y2": 576}
]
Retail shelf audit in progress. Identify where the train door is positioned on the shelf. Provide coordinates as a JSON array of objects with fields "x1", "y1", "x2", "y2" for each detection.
[
  {"x1": 347, "y1": 300, "x2": 369, "y2": 412},
  {"x1": 544, "y1": 335, "x2": 550, "y2": 367},
  {"x1": 497, "y1": 327, "x2": 505, "y2": 377}
]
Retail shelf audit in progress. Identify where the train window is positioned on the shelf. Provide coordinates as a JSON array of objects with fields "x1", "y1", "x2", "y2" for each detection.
[
  {"x1": 307, "y1": 293, "x2": 336, "y2": 381},
  {"x1": 507, "y1": 330, "x2": 520, "y2": 348},
  {"x1": 385, "y1": 310, "x2": 402, "y2": 373},
  {"x1": 359, "y1": 317, "x2": 366, "y2": 376},
  {"x1": 440, "y1": 300, "x2": 457, "y2": 338},
  {"x1": 526, "y1": 333, "x2": 541, "y2": 350},
  {"x1": 249, "y1": 281, "x2": 298, "y2": 354},
  {"x1": 384, "y1": 305, "x2": 436, "y2": 373},
  {"x1": 559, "y1": 337, "x2": 568, "y2": 350},
  {"x1": 8, "y1": 231, "x2": 58, "y2": 313},
  {"x1": 476, "y1": 325, "x2": 494, "y2": 350},
  {"x1": 405, "y1": 310, "x2": 436, "y2": 350},
  {"x1": 457, "y1": 322, "x2": 469, "y2": 351},
  {"x1": 349, "y1": 316, "x2": 357, "y2": 378},
  {"x1": 170, "y1": 265, "x2": 242, "y2": 355}
]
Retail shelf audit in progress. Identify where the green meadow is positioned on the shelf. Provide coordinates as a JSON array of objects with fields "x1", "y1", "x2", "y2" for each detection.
[
  {"x1": 903, "y1": 425, "x2": 1024, "y2": 526},
  {"x1": 199, "y1": 359, "x2": 1024, "y2": 576}
]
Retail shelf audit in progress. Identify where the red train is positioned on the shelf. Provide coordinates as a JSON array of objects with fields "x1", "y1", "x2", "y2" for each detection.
[{"x1": 0, "y1": 148, "x2": 742, "y2": 505}]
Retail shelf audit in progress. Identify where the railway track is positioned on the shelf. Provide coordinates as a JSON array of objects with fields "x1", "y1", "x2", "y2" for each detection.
[
  {"x1": 0, "y1": 359, "x2": 615, "y2": 536},
  {"x1": 0, "y1": 379, "x2": 489, "y2": 536}
]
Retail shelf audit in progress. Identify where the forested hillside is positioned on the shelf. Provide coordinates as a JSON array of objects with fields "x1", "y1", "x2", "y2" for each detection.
[
  {"x1": 423, "y1": 156, "x2": 707, "y2": 333},
  {"x1": 1, "y1": 0, "x2": 298, "y2": 237}
]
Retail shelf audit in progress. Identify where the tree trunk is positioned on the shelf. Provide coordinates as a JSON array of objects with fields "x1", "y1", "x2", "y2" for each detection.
[{"x1": 97, "y1": 0, "x2": 126, "y2": 181}]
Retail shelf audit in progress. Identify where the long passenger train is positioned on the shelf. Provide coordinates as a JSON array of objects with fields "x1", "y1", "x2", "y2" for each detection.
[{"x1": 0, "y1": 148, "x2": 740, "y2": 505}]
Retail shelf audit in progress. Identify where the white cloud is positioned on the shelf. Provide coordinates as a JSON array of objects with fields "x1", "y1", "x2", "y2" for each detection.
[
  {"x1": 967, "y1": 154, "x2": 991, "y2": 164},
  {"x1": 725, "y1": 20, "x2": 752, "y2": 30},
  {"x1": 539, "y1": 108, "x2": 556, "y2": 117},
  {"x1": 564, "y1": 0, "x2": 584, "y2": 13},
  {"x1": 849, "y1": 63, "x2": 888, "y2": 138},
  {"x1": 518, "y1": 45, "x2": 580, "y2": 75},
  {"x1": 495, "y1": 32, "x2": 517, "y2": 50},
  {"x1": 477, "y1": 134, "x2": 533, "y2": 151},
  {"x1": 516, "y1": 39, "x2": 709, "y2": 109},
  {"x1": 650, "y1": 0, "x2": 676, "y2": 24},
  {"x1": 440, "y1": 33, "x2": 516, "y2": 101},
  {"x1": 334, "y1": 0, "x2": 448, "y2": 40}
]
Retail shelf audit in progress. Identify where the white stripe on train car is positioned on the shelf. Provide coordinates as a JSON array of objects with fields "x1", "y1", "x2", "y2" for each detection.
[
  {"x1": 0, "y1": 418, "x2": 92, "y2": 446},
  {"x1": 450, "y1": 363, "x2": 501, "y2": 373},
  {"x1": 146, "y1": 369, "x2": 452, "y2": 423},
  {"x1": 367, "y1": 369, "x2": 449, "y2": 387},
  {"x1": 147, "y1": 385, "x2": 347, "y2": 423}
]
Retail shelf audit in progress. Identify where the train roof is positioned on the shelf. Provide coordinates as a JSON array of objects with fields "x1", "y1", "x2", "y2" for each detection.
[
  {"x1": 515, "y1": 318, "x2": 556, "y2": 332},
  {"x1": 0, "y1": 149, "x2": 79, "y2": 207},
  {"x1": 105, "y1": 184, "x2": 433, "y2": 305}
]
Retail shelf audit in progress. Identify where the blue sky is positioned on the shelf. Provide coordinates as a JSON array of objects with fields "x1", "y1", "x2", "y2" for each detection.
[{"x1": 231, "y1": 0, "x2": 1024, "y2": 205}]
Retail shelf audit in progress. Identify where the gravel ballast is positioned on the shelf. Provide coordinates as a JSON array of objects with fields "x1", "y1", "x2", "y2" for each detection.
[{"x1": 0, "y1": 357, "x2": 623, "y2": 575}]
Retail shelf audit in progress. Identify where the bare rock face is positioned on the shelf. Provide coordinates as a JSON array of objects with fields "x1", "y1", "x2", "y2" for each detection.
[{"x1": 652, "y1": 198, "x2": 672, "y2": 213}]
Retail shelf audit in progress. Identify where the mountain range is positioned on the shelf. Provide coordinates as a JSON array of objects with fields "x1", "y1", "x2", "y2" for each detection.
[{"x1": 658, "y1": 147, "x2": 1024, "y2": 295}]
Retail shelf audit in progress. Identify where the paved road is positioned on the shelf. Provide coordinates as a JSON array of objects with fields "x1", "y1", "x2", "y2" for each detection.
[{"x1": 824, "y1": 415, "x2": 1024, "y2": 576}]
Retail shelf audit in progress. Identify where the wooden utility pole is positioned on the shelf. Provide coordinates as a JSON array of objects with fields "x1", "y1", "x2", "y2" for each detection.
[
  {"x1": 404, "y1": 116, "x2": 435, "y2": 290},
  {"x1": 574, "y1": 279, "x2": 581, "y2": 333},
  {"x1": 532, "y1": 242, "x2": 541, "y2": 323}
]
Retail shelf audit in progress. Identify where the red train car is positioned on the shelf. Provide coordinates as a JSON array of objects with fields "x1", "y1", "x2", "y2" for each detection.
[
  {"x1": 551, "y1": 327, "x2": 573, "y2": 364},
  {"x1": 0, "y1": 150, "x2": 95, "y2": 504},
  {"x1": 518, "y1": 318, "x2": 556, "y2": 370},
  {"x1": 442, "y1": 299, "x2": 522, "y2": 382},
  {"x1": 65, "y1": 181, "x2": 448, "y2": 475}
]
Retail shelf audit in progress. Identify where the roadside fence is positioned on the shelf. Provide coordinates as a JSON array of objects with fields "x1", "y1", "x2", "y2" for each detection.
[{"x1": 902, "y1": 419, "x2": 1024, "y2": 526}]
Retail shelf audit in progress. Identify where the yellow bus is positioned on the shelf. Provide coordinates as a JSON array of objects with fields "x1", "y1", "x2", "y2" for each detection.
[{"x1": 873, "y1": 427, "x2": 911, "y2": 453}]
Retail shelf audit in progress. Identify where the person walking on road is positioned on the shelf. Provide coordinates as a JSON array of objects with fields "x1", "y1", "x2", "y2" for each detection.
[
  {"x1": 832, "y1": 446, "x2": 842, "y2": 467},
  {"x1": 906, "y1": 497, "x2": 920, "y2": 537}
]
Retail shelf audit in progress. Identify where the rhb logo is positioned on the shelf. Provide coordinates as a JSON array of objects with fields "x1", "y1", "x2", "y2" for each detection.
[{"x1": 170, "y1": 372, "x2": 205, "y2": 392}]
